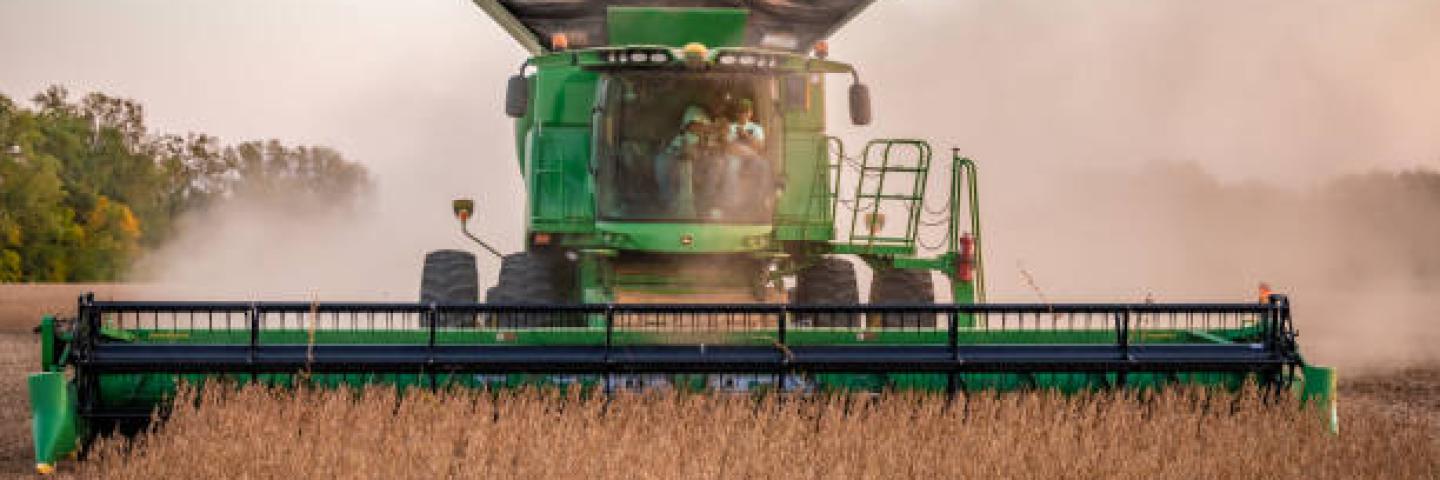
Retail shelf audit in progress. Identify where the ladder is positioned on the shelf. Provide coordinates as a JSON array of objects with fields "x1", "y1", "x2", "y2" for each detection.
[{"x1": 840, "y1": 139, "x2": 931, "y2": 253}]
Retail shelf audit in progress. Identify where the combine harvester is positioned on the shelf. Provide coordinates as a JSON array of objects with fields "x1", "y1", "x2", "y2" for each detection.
[{"x1": 28, "y1": 1, "x2": 1336, "y2": 473}]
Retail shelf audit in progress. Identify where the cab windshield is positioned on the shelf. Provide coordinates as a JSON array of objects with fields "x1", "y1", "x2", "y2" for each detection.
[{"x1": 593, "y1": 72, "x2": 781, "y2": 223}]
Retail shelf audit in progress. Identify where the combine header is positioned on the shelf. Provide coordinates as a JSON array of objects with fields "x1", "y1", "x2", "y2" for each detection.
[{"x1": 27, "y1": 1, "x2": 1336, "y2": 473}]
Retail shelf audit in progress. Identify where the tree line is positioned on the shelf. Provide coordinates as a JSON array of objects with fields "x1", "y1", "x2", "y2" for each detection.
[{"x1": 0, "y1": 86, "x2": 371, "y2": 282}]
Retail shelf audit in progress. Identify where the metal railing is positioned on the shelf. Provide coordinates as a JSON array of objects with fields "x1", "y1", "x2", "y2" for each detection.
[
  {"x1": 81, "y1": 299, "x2": 1274, "y2": 336},
  {"x1": 69, "y1": 293, "x2": 1298, "y2": 376}
]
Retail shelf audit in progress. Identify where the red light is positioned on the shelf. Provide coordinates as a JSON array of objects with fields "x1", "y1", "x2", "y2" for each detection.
[
  {"x1": 533, "y1": 233, "x2": 552, "y2": 246},
  {"x1": 957, "y1": 234, "x2": 975, "y2": 283}
]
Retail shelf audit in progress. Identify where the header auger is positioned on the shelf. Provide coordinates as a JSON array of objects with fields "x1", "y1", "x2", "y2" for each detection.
[{"x1": 28, "y1": 1, "x2": 1336, "y2": 473}]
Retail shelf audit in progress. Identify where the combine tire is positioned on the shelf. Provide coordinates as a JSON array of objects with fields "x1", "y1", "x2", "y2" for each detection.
[
  {"x1": 793, "y1": 257, "x2": 860, "y2": 327},
  {"x1": 485, "y1": 252, "x2": 582, "y2": 327},
  {"x1": 420, "y1": 249, "x2": 479, "y2": 327},
  {"x1": 869, "y1": 268, "x2": 936, "y2": 328}
]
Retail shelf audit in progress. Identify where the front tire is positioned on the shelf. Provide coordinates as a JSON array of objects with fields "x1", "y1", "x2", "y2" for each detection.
[
  {"x1": 485, "y1": 252, "x2": 580, "y2": 327},
  {"x1": 792, "y1": 257, "x2": 861, "y2": 328},
  {"x1": 420, "y1": 249, "x2": 479, "y2": 327},
  {"x1": 869, "y1": 268, "x2": 937, "y2": 328}
]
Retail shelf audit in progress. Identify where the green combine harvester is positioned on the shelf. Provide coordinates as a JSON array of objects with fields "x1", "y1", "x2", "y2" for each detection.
[{"x1": 27, "y1": 1, "x2": 1337, "y2": 474}]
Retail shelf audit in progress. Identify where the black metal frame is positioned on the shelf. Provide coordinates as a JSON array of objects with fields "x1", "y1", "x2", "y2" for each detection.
[{"x1": 68, "y1": 294, "x2": 1299, "y2": 378}]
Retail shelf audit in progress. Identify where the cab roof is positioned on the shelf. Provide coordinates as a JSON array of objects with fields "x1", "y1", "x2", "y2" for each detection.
[{"x1": 473, "y1": 0, "x2": 874, "y2": 55}]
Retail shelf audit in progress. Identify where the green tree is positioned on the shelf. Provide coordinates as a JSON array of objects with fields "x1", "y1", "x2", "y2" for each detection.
[{"x1": 0, "y1": 86, "x2": 370, "y2": 282}]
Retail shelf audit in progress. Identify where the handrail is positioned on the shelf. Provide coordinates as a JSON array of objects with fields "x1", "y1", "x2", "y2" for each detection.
[
  {"x1": 953, "y1": 153, "x2": 986, "y2": 301},
  {"x1": 78, "y1": 294, "x2": 1290, "y2": 351}
]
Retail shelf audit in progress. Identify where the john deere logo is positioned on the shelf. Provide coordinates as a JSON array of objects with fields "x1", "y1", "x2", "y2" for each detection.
[{"x1": 680, "y1": 233, "x2": 694, "y2": 246}]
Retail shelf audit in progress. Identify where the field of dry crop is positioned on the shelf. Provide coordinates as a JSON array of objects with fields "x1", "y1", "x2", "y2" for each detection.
[
  {"x1": 65, "y1": 383, "x2": 1439, "y2": 479},
  {"x1": 0, "y1": 286, "x2": 1436, "y2": 479}
]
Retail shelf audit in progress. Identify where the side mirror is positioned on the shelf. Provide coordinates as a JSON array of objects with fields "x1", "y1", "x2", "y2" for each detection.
[
  {"x1": 849, "y1": 83, "x2": 872, "y2": 126},
  {"x1": 505, "y1": 75, "x2": 529, "y2": 118},
  {"x1": 452, "y1": 198, "x2": 475, "y2": 223}
]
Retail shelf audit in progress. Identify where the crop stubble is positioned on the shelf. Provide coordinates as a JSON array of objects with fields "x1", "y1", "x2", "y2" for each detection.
[{"x1": 57, "y1": 381, "x2": 1440, "y2": 479}]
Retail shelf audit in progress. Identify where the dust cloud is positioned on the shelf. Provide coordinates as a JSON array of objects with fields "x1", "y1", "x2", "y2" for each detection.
[
  {"x1": 827, "y1": 1, "x2": 1440, "y2": 371},
  {"x1": 986, "y1": 164, "x2": 1440, "y2": 372}
]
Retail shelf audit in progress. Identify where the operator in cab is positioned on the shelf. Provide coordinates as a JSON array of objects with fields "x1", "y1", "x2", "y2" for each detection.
[
  {"x1": 716, "y1": 98, "x2": 772, "y2": 217},
  {"x1": 654, "y1": 105, "x2": 710, "y2": 217},
  {"x1": 727, "y1": 99, "x2": 764, "y2": 149}
]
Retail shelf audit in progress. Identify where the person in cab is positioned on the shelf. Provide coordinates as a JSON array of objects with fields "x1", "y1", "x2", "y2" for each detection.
[
  {"x1": 654, "y1": 105, "x2": 711, "y2": 217},
  {"x1": 717, "y1": 98, "x2": 772, "y2": 216}
]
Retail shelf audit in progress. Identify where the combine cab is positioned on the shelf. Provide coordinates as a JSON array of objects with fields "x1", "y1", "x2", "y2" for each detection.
[{"x1": 27, "y1": 1, "x2": 1337, "y2": 473}]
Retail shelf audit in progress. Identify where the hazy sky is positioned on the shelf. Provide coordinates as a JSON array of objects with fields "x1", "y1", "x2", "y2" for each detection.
[
  {"x1": 4, "y1": 1, "x2": 1437, "y2": 180},
  {"x1": 2, "y1": 0, "x2": 1438, "y2": 300}
]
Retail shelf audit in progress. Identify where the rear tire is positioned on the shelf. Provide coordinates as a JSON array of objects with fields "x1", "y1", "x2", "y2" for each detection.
[
  {"x1": 485, "y1": 252, "x2": 581, "y2": 327},
  {"x1": 792, "y1": 257, "x2": 860, "y2": 328},
  {"x1": 420, "y1": 249, "x2": 479, "y2": 327},
  {"x1": 869, "y1": 268, "x2": 936, "y2": 328}
]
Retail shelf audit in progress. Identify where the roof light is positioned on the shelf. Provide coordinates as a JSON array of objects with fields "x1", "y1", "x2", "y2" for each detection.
[
  {"x1": 551, "y1": 33, "x2": 570, "y2": 51},
  {"x1": 814, "y1": 41, "x2": 830, "y2": 59},
  {"x1": 682, "y1": 42, "x2": 708, "y2": 67}
]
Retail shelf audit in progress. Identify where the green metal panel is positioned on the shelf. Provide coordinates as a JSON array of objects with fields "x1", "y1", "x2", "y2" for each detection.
[
  {"x1": 530, "y1": 127, "x2": 596, "y2": 231},
  {"x1": 39, "y1": 315, "x2": 55, "y2": 372},
  {"x1": 596, "y1": 222, "x2": 772, "y2": 253},
  {"x1": 526, "y1": 65, "x2": 599, "y2": 233},
  {"x1": 28, "y1": 372, "x2": 77, "y2": 471},
  {"x1": 606, "y1": 7, "x2": 748, "y2": 48},
  {"x1": 829, "y1": 243, "x2": 913, "y2": 256},
  {"x1": 1301, "y1": 365, "x2": 1339, "y2": 434},
  {"x1": 512, "y1": 76, "x2": 534, "y2": 173},
  {"x1": 532, "y1": 66, "x2": 597, "y2": 125},
  {"x1": 775, "y1": 135, "x2": 830, "y2": 241},
  {"x1": 783, "y1": 73, "x2": 826, "y2": 130},
  {"x1": 775, "y1": 72, "x2": 829, "y2": 241}
]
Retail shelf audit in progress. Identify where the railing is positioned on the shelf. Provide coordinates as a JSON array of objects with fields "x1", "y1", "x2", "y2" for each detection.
[
  {"x1": 950, "y1": 153, "x2": 985, "y2": 300},
  {"x1": 69, "y1": 294, "x2": 1299, "y2": 377}
]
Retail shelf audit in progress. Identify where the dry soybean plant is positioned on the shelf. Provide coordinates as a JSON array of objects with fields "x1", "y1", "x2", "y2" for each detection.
[{"x1": 75, "y1": 384, "x2": 1438, "y2": 480}]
